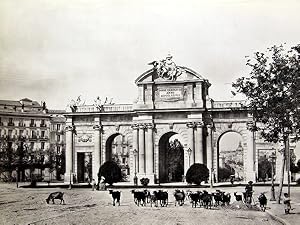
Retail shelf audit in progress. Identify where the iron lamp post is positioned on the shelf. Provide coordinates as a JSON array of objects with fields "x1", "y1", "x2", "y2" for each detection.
[
  {"x1": 269, "y1": 150, "x2": 277, "y2": 201},
  {"x1": 133, "y1": 149, "x2": 138, "y2": 186}
]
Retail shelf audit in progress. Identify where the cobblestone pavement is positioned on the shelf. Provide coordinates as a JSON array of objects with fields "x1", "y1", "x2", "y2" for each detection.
[{"x1": 0, "y1": 183, "x2": 287, "y2": 225}]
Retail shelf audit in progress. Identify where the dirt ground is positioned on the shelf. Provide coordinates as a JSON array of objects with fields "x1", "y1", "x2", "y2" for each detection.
[{"x1": 0, "y1": 184, "x2": 282, "y2": 225}]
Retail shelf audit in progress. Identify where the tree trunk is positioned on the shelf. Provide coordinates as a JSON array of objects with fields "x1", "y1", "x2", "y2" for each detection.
[{"x1": 277, "y1": 137, "x2": 287, "y2": 204}]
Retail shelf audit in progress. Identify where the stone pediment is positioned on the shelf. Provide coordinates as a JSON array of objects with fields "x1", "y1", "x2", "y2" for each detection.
[{"x1": 135, "y1": 66, "x2": 206, "y2": 84}]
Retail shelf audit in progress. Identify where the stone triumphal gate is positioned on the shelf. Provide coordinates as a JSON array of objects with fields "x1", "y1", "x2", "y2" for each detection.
[{"x1": 64, "y1": 57, "x2": 277, "y2": 184}]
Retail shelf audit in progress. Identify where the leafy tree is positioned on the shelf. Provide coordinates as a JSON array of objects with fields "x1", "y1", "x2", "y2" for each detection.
[
  {"x1": 186, "y1": 163, "x2": 209, "y2": 185},
  {"x1": 98, "y1": 161, "x2": 122, "y2": 186},
  {"x1": 232, "y1": 44, "x2": 300, "y2": 202},
  {"x1": 218, "y1": 165, "x2": 235, "y2": 182}
]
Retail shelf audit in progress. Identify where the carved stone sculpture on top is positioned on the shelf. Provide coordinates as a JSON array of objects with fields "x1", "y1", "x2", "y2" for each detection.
[
  {"x1": 69, "y1": 95, "x2": 85, "y2": 112},
  {"x1": 148, "y1": 54, "x2": 183, "y2": 81}
]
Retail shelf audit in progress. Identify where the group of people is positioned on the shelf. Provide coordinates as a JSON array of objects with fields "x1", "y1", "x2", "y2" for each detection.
[{"x1": 244, "y1": 181, "x2": 292, "y2": 214}]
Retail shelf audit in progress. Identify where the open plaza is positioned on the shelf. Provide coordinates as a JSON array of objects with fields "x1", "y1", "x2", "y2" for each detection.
[{"x1": 0, "y1": 183, "x2": 299, "y2": 225}]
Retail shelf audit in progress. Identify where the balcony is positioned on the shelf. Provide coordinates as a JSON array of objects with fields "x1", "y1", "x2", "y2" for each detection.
[
  {"x1": 18, "y1": 122, "x2": 26, "y2": 127},
  {"x1": 8, "y1": 122, "x2": 15, "y2": 126},
  {"x1": 39, "y1": 136, "x2": 49, "y2": 140},
  {"x1": 30, "y1": 123, "x2": 36, "y2": 127},
  {"x1": 40, "y1": 124, "x2": 47, "y2": 128}
]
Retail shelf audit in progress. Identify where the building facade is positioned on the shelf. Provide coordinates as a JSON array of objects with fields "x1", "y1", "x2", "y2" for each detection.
[
  {"x1": 0, "y1": 98, "x2": 66, "y2": 181},
  {"x1": 64, "y1": 57, "x2": 288, "y2": 185}
]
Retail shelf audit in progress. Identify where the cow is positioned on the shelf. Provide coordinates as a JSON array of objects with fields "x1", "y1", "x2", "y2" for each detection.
[
  {"x1": 131, "y1": 190, "x2": 146, "y2": 206},
  {"x1": 258, "y1": 193, "x2": 267, "y2": 211},
  {"x1": 46, "y1": 192, "x2": 65, "y2": 204},
  {"x1": 109, "y1": 190, "x2": 121, "y2": 206},
  {"x1": 153, "y1": 190, "x2": 168, "y2": 207},
  {"x1": 174, "y1": 190, "x2": 185, "y2": 206}
]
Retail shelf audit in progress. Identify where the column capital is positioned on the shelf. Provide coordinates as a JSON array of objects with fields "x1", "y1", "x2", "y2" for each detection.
[
  {"x1": 65, "y1": 125, "x2": 74, "y2": 132},
  {"x1": 131, "y1": 124, "x2": 139, "y2": 130},
  {"x1": 138, "y1": 123, "x2": 146, "y2": 129},
  {"x1": 195, "y1": 121, "x2": 204, "y2": 128},
  {"x1": 146, "y1": 123, "x2": 154, "y2": 129},
  {"x1": 246, "y1": 121, "x2": 256, "y2": 131},
  {"x1": 186, "y1": 122, "x2": 195, "y2": 128},
  {"x1": 93, "y1": 124, "x2": 102, "y2": 131}
]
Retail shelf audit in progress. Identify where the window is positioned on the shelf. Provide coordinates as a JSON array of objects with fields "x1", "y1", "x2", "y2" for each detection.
[
  {"x1": 8, "y1": 130, "x2": 12, "y2": 137},
  {"x1": 57, "y1": 124, "x2": 61, "y2": 131},
  {"x1": 30, "y1": 142, "x2": 34, "y2": 149},
  {"x1": 41, "y1": 142, "x2": 45, "y2": 150},
  {"x1": 8, "y1": 118, "x2": 13, "y2": 126},
  {"x1": 31, "y1": 130, "x2": 36, "y2": 138},
  {"x1": 19, "y1": 130, "x2": 24, "y2": 136},
  {"x1": 57, "y1": 146, "x2": 61, "y2": 154},
  {"x1": 41, "y1": 131, "x2": 45, "y2": 137},
  {"x1": 57, "y1": 135, "x2": 60, "y2": 142},
  {"x1": 30, "y1": 119, "x2": 35, "y2": 126}
]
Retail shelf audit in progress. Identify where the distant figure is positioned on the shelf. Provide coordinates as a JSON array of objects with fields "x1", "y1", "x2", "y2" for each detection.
[
  {"x1": 99, "y1": 176, "x2": 106, "y2": 191},
  {"x1": 92, "y1": 179, "x2": 96, "y2": 191},
  {"x1": 283, "y1": 193, "x2": 291, "y2": 214},
  {"x1": 230, "y1": 176, "x2": 234, "y2": 185}
]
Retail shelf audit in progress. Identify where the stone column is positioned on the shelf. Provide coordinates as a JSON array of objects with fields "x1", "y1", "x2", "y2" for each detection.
[
  {"x1": 93, "y1": 124, "x2": 102, "y2": 183},
  {"x1": 145, "y1": 123, "x2": 154, "y2": 183},
  {"x1": 246, "y1": 122, "x2": 256, "y2": 182},
  {"x1": 206, "y1": 124, "x2": 213, "y2": 185},
  {"x1": 186, "y1": 122, "x2": 195, "y2": 167},
  {"x1": 131, "y1": 124, "x2": 139, "y2": 179},
  {"x1": 64, "y1": 124, "x2": 74, "y2": 183},
  {"x1": 195, "y1": 122, "x2": 204, "y2": 164},
  {"x1": 138, "y1": 124, "x2": 146, "y2": 174}
]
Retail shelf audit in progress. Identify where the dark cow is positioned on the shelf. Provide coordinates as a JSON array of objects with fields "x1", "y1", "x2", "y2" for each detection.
[
  {"x1": 131, "y1": 190, "x2": 146, "y2": 206},
  {"x1": 109, "y1": 190, "x2": 121, "y2": 206},
  {"x1": 174, "y1": 190, "x2": 185, "y2": 206},
  {"x1": 258, "y1": 193, "x2": 267, "y2": 211},
  {"x1": 234, "y1": 192, "x2": 243, "y2": 202},
  {"x1": 46, "y1": 192, "x2": 65, "y2": 204},
  {"x1": 153, "y1": 190, "x2": 168, "y2": 207}
]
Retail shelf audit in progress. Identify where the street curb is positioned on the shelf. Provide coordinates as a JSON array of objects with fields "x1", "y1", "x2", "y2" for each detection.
[{"x1": 265, "y1": 210, "x2": 291, "y2": 225}]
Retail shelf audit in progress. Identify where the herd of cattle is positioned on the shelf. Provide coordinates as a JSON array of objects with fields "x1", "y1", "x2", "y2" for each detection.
[{"x1": 108, "y1": 189, "x2": 268, "y2": 211}]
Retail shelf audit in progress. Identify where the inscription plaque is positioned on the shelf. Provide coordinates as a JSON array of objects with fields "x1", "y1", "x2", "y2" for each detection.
[{"x1": 158, "y1": 87, "x2": 183, "y2": 102}]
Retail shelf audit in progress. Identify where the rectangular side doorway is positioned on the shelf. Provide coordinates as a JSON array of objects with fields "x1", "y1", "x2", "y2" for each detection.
[{"x1": 77, "y1": 153, "x2": 85, "y2": 183}]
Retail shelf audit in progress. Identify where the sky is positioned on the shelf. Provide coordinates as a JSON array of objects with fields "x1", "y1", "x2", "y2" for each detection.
[{"x1": 0, "y1": 0, "x2": 300, "y2": 110}]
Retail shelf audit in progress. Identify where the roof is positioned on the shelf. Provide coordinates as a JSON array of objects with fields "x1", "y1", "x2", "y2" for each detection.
[{"x1": 0, "y1": 99, "x2": 41, "y2": 107}]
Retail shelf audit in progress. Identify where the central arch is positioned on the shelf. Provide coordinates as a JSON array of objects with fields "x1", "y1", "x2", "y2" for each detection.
[{"x1": 158, "y1": 132, "x2": 184, "y2": 183}]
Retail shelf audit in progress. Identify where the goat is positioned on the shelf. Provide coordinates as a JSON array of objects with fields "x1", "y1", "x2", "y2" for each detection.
[
  {"x1": 46, "y1": 192, "x2": 65, "y2": 204},
  {"x1": 153, "y1": 190, "x2": 168, "y2": 207},
  {"x1": 234, "y1": 192, "x2": 243, "y2": 202},
  {"x1": 131, "y1": 190, "x2": 146, "y2": 206},
  {"x1": 109, "y1": 190, "x2": 121, "y2": 206},
  {"x1": 258, "y1": 193, "x2": 267, "y2": 211},
  {"x1": 201, "y1": 191, "x2": 212, "y2": 209},
  {"x1": 189, "y1": 191, "x2": 201, "y2": 208},
  {"x1": 174, "y1": 190, "x2": 185, "y2": 206}
]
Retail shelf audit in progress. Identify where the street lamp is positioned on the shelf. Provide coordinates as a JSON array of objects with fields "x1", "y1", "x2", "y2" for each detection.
[
  {"x1": 133, "y1": 149, "x2": 138, "y2": 186},
  {"x1": 269, "y1": 150, "x2": 277, "y2": 201},
  {"x1": 187, "y1": 148, "x2": 192, "y2": 168}
]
